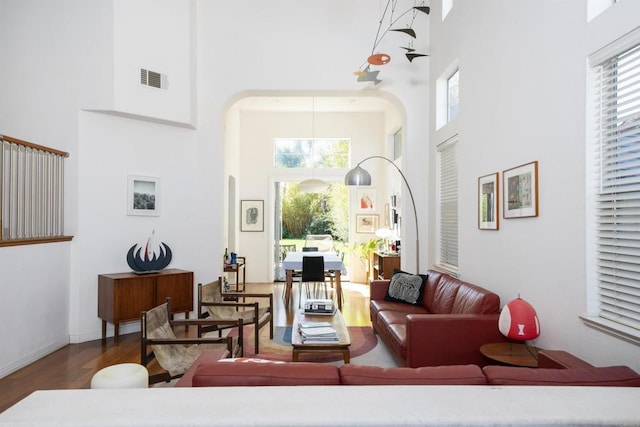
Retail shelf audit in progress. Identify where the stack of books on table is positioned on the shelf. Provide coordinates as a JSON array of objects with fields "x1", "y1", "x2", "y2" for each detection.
[
  {"x1": 298, "y1": 321, "x2": 339, "y2": 344},
  {"x1": 303, "y1": 299, "x2": 335, "y2": 315}
]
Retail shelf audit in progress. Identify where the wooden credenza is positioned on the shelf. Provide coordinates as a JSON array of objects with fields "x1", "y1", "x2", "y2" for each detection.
[
  {"x1": 98, "y1": 268, "x2": 193, "y2": 344},
  {"x1": 371, "y1": 252, "x2": 401, "y2": 280}
]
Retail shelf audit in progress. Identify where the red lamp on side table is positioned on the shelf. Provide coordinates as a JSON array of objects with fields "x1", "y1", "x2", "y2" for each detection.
[
  {"x1": 481, "y1": 296, "x2": 541, "y2": 366},
  {"x1": 498, "y1": 296, "x2": 541, "y2": 341}
]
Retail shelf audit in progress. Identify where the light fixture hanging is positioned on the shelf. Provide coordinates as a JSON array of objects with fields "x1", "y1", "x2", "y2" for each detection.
[{"x1": 298, "y1": 97, "x2": 329, "y2": 194}]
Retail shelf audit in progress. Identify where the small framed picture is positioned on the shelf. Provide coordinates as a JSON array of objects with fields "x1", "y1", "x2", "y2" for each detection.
[
  {"x1": 356, "y1": 214, "x2": 379, "y2": 233},
  {"x1": 127, "y1": 175, "x2": 160, "y2": 216},
  {"x1": 241, "y1": 200, "x2": 264, "y2": 232},
  {"x1": 357, "y1": 188, "x2": 376, "y2": 211},
  {"x1": 478, "y1": 172, "x2": 499, "y2": 230},
  {"x1": 503, "y1": 161, "x2": 539, "y2": 219}
]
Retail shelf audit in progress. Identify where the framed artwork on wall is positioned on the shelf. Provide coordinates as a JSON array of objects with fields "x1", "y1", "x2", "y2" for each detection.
[
  {"x1": 356, "y1": 214, "x2": 379, "y2": 233},
  {"x1": 503, "y1": 161, "x2": 539, "y2": 219},
  {"x1": 127, "y1": 175, "x2": 160, "y2": 216},
  {"x1": 478, "y1": 172, "x2": 499, "y2": 230},
  {"x1": 240, "y1": 199, "x2": 264, "y2": 232},
  {"x1": 357, "y1": 188, "x2": 376, "y2": 211}
]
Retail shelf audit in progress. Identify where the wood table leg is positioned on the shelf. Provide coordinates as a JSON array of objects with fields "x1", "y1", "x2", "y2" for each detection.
[
  {"x1": 285, "y1": 270, "x2": 292, "y2": 306},
  {"x1": 101, "y1": 320, "x2": 107, "y2": 343},
  {"x1": 335, "y1": 270, "x2": 342, "y2": 310}
]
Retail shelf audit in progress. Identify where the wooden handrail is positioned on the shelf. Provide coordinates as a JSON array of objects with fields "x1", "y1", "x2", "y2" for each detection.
[{"x1": 1, "y1": 134, "x2": 70, "y2": 157}]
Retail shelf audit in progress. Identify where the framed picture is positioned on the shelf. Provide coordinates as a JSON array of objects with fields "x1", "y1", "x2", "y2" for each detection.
[
  {"x1": 240, "y1": 200, "x2": 264, "y2": 232},
  {"x1": 503, "y1": 161, "x2": 539, "y2": 219},
  {"x1": 127, "y1": 175, "x2": 160, "y2": 216},
  {"x1": 357, "y1": 188, "x2": 376, "y2": 211},
  {"x1": 478, "y1": 172, "x2": 499, "y2": 230},
  {"x1": 356, "y1": 214, "x2": 379, "y2": 233}
]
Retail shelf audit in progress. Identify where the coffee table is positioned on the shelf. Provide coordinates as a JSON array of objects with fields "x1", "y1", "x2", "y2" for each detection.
[
  {"x1": 291, "y1": 309, "x2": 351, "y2": 363},
  {"x1": 480, "y1": 342, "x2": 540, "y2": 368}
]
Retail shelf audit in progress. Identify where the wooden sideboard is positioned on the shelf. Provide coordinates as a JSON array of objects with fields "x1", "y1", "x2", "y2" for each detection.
[
  {"x1": 98, "y1": 268, "x2": 193, "y2": 344},
  {"x1": 371, "y1": 251, "x2": 401, "y2": 280}
]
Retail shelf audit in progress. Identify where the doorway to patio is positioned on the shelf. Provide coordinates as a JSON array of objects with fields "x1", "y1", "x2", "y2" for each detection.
[{"x1": 273, "y1": 180, "x2": 348, "y2": 282}]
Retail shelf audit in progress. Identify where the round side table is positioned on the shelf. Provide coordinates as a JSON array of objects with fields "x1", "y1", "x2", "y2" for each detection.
[{"x1": 480, "y1": 342, "x2": 539, "y2": 368}]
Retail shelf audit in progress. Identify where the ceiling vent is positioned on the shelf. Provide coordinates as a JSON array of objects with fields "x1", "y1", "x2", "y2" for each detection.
[{"x1": 140, "y1": 68, "x2": 168, "y2": 90}]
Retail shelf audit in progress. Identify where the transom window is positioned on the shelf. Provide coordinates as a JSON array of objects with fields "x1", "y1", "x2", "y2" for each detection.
[{"x1": 274, "y1": 138, "x2": 349, "y2": 169}]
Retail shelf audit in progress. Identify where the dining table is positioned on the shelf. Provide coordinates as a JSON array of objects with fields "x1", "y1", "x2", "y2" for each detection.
[{"x1": 282, "y1": 251, "x2": 348, "y2": 310}]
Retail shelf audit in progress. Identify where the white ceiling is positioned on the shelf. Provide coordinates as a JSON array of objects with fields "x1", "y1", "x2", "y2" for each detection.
[{"x1": 234, "y1": 96, "x2": 398, "y2": 113}]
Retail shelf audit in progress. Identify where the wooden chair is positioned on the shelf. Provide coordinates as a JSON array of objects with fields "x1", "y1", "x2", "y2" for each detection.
[
  {"x1": 198, "y1": 277, "x2": 273, "y2": 354},
  {"x1": 140, "y1": 298, "x2": 242, "y2": 385}
]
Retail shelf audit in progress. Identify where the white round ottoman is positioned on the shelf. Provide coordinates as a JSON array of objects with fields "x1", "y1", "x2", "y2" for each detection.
[{"x1": 91, "y1": 363, "x2": 149, "y2": 389}]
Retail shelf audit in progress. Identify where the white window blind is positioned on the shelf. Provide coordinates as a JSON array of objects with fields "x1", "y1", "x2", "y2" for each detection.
[
  {"x1": 594, "y1": 41, "x2": 640, "y2": 332},
  {"x1": 437, "y1": 136, "x2": 459, "y2": 275}
]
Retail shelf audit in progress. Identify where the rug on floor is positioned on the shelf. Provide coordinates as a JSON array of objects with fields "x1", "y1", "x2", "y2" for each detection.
[{"x1": 228, "y1": 325, "x2": 384, "y2": 363}]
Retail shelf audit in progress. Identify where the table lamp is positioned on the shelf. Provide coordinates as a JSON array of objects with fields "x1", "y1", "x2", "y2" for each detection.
[{"x1": 498, "y1": 296, "x2": 540, "y2": 341}]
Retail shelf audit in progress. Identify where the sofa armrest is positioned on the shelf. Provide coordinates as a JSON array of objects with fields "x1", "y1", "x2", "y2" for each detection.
[
  {"x1": 537, "y1": 350, "x2": 593, "y2": 369},
  {"x1": 370, "y1": 280, "x2": 390, "y2": 301},
  {"x1": 405, "y1": 314, "x2": 507, "y2": 367}
]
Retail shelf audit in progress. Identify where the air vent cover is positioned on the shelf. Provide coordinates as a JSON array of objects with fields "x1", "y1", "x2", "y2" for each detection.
[{"x1": 140, "y1": 68, "x2": 168, "y2": 89}]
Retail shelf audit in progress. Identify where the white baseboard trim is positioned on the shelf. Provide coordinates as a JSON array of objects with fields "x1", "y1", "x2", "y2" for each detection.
[{"x1": 0, "y1": 338, "x2": 69, "y2": 379}]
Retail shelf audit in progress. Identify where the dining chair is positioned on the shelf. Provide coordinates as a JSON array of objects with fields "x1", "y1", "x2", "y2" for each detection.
[
  {"x1": 302, "y1": 246, "x2": 319, "y2": 252},
  {"x1": 301, "y1": 256, "x2": 329, "y2": 306}
]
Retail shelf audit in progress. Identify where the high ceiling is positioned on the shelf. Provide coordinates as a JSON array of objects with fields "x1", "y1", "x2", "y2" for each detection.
[{"x1": 234, "y1": 96, "x2": 398, "y2": 114}]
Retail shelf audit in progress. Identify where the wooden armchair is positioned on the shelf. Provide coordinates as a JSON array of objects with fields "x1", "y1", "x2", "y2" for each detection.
[
  {"x1": 141, "y1": 298, "x2": 243, "y2": 385},
  {"x1": 198, "y1": 277, "x2": 273, "y2": 355}
]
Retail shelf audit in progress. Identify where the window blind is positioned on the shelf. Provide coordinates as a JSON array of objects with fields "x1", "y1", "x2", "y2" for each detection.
[
  {"x1": 595, "y1": 42, "x2": 640, "y2": 331},
  {"x1": 438, "y1": 136, "x2": 459, "y2": 274}
]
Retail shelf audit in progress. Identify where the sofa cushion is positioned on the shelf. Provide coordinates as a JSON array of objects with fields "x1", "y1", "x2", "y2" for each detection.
[
  {"x1": 451, "y1": 283, "x2": 500, "y2": 314},
  {"x1": 192, "y1": 361, "x2": 341, "y2": 387},
  {"x1": 483, "y1": 365, "x2": 640, "y2": 387},
  {"x1": 384, "y1": 270, "x2": 427, "y2": 306},
  {"x1": 339, "y1": 364, "x2": 487, "y2": 385},
  {"x1": 427, "y1": 274, "x2": 460, "y2": 314}
]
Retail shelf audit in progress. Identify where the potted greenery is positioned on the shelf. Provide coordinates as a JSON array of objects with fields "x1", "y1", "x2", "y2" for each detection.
[{"x1": 349, "y1": 238, "x2": 385, "y2": 283}]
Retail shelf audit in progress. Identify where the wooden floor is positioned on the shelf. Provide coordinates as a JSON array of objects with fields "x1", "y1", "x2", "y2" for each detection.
[{"x1": 0, "y1": 281, "x2": 371, "y2": 413}]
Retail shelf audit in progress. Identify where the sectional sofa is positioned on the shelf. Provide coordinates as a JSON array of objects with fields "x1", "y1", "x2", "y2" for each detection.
[{"x1": 174, "y1": 350, "x2": 640, "y2": 388}]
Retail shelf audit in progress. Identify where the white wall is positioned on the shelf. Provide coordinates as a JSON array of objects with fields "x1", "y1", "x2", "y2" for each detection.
[
  {"x1": 0, "y1": 0, "x2": 430, "y2": 376},
  {"x1": 0, "y1": 0, "x2": 77, "y2": 377},
  {"x1": 429, "y1": 0, "x2": 640, "y2": 371}
]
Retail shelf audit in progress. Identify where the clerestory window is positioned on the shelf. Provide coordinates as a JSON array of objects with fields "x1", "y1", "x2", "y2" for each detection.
[{"x1": 274, "y1": 138, "x2": 349, "y2": 169}]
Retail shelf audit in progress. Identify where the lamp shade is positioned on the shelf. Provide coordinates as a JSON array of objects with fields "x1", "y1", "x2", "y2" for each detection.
[
  {"x1": 344, "y1": 165, "x2": 372, "y2": 186},
  {"x1": 498, "y1": 297, "x2": 540, "y2": 341},
  {"x1": 298, "y1": 179, "x2": 329, "y2": 193}
]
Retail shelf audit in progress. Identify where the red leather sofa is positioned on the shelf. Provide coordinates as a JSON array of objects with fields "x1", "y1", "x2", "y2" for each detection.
[
  {"x1": 370, "y1": 269, "x2": 507, "y2": 367},
  {"x1": 174, "y1": 351, "x2": 640, "y2": 388}
]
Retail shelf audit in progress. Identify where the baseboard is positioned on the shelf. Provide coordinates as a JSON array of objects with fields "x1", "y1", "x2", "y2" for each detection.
[{"x1": 0, "y1": 338, "x2": 69, "y2": 379}]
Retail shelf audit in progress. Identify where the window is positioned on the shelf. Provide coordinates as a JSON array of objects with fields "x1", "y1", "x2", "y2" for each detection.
[
  {"x1": 0, "y1": 135, "x2": 71, "y2": 246},
  {"x1": 437, "y1": 136, "x2": 459, "y2": 275},
  {"x1": 442, "y1": 0, "x2": 453, "y2": 20},
  {"x1": 591, "y1": 39, "x2": 640, "y2": 337},
  {"x1": 274, "y1": 138, "x2": 349, "y2": 169},
  {"x1": 447, "y1": 69, "x2": 460, "y2": 122}
]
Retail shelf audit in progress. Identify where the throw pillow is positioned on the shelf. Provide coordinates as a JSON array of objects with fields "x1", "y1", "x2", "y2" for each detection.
[{"x1": 384, "y1": 269, "x2": 427, "y2": 306}]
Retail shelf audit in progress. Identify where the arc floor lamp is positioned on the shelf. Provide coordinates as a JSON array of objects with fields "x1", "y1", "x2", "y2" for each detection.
[{"x1": 345, "y1": 156, "x2": 420, "y2": 273}]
